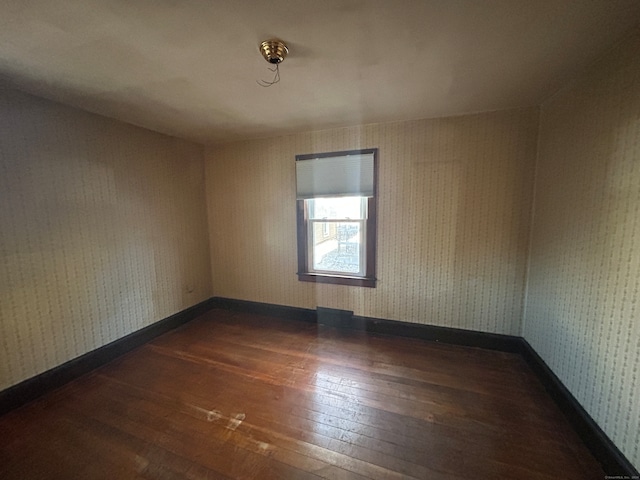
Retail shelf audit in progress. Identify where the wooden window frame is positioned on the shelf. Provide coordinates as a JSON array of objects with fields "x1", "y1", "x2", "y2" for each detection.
[{"x1": 296, "y1": 148, "x2": 378, "y2": 288}]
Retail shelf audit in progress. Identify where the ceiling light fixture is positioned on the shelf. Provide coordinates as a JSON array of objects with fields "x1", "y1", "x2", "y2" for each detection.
[{"x1": 257, "y1": 39, "x2": 289, "y2": 87}]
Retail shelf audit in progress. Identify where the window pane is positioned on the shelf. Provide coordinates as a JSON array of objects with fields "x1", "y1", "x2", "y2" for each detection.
[
  {"x1": 309, "y1": 196, "x2": 364, "y2": 220},
  {"x1": 311, "y1": 221, "x2": 362, "y2": 274}
]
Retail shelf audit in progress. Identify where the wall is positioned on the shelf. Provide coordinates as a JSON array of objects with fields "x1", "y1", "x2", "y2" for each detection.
[
  {"x1": 0, "y1": 88, "x2": 212, "y2": 391},
  {"x1": 206, "y1": 107, "x2": 538, "y2": 335},
  {"x1": 523, "y1": 29, "x2": 640, "y2": 469}
]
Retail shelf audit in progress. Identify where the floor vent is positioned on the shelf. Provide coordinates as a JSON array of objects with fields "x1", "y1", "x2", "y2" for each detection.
[{"x1": 316, "y1": 307, "x2": 358, "y2": 329}]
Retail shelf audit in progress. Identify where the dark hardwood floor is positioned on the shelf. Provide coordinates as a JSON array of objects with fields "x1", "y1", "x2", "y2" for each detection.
[{"x1": 0, "y1": 309, "x2": 604, "y2": 479}]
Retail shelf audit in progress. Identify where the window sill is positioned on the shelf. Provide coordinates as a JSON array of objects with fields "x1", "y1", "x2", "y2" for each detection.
[{"x1": 297, "y1": 272, "x2": 376, "y2": 288}]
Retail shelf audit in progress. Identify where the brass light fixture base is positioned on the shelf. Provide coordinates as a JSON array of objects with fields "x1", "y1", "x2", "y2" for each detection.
[{"x1": 259, "y1": 39, "x2": 289, "y2": 64}]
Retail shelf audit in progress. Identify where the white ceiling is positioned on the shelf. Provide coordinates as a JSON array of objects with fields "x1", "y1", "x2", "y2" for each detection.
[{"x1": 1, "y1": 0, "x2": 639, "y2": 144}]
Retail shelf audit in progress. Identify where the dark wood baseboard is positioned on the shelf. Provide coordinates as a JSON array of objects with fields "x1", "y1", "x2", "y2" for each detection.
[
  {"x1": 0, "y1": 297, "x2": 216, "y2": 417},
  {"x1": 210, "y1": 297, "x2": 317, "y2": 323},
  {"x1": 355, "y1": 314, "x2": 522, "y2": 353},
  {"x1": 518, "y1": 339, "x2": 639, "y2": 477},
  {"x1": 212, "y1": 296, "x2": 638, "y2": 475},
  {"x1": 213, "y1": 297, "x2": 522, "y2": 353}
]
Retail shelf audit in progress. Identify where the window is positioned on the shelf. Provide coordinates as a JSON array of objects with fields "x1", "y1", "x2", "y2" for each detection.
[
  {"x1": 308, "y1": 196, "x2": 366, "y2": 275},
  {"x1": 296, "y1": 149, "x2": 377, "y2": 287}
]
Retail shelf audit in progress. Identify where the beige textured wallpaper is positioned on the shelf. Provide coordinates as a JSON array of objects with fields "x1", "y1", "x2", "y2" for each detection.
[
  {"x1": 524, "y1": 29, "x2": 640, "y2": 468},
  {"x1": 0, "y1": 88, "x2": 212, "y2": 391},
  {"x1": 206, "y1": 107, "x2": 538, "y2": 335}
]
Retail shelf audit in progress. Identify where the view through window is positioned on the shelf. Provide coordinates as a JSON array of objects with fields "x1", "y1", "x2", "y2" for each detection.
[{"x1": 308, "y1": 197, "x2": 366, "y2": 275}]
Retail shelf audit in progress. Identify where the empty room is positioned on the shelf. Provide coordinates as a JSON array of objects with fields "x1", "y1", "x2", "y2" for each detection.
[{"x1": 1, "y1": 1, "x2": 639, "y2": 478}]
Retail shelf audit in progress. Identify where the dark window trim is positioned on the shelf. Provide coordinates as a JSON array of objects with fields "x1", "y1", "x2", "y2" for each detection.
[{"x1": 295, "y1": 148, "x2": 378, "y2": 288}]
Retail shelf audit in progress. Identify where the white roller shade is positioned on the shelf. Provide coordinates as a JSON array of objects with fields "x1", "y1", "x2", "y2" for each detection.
[{"x1": 296, "y1": 152, "x2": 375, "y2": 199}]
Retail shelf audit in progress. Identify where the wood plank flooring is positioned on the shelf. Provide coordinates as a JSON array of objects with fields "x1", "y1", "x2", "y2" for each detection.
[{"x1": 0, "y1": 309, "x2": 605, "y2": 479}]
